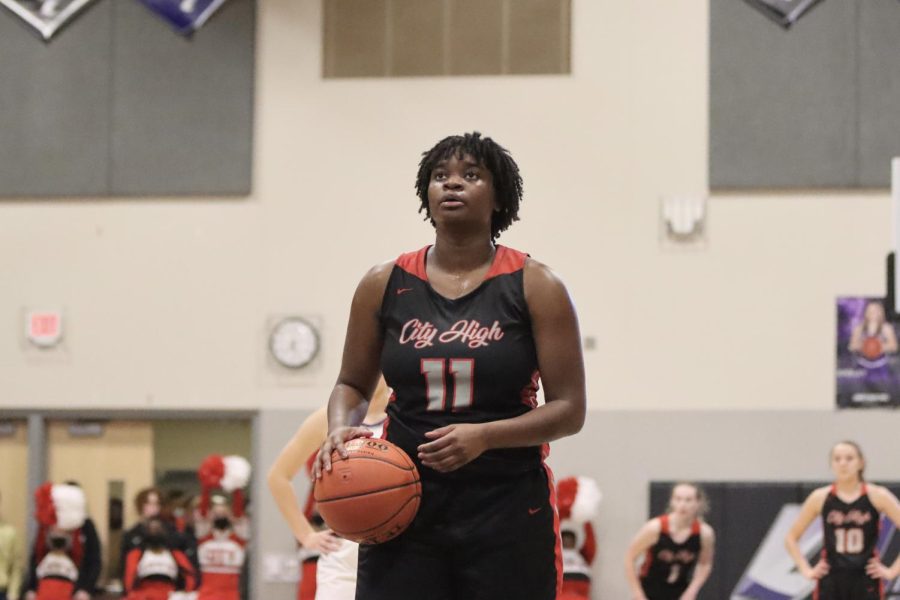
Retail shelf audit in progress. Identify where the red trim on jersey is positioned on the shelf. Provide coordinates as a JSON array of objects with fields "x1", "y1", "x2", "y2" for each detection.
[
  {"x1": 639, "y1": 548, "x2": 654, "y2": 579},
  {"x1": 691, "y1": 519, "x2": 701, "y2": 535},
  {"x1": 659, "y1": 514, "x2": 670, "y2": 535},
  {"x1": 395, "y1": 245, "x2": 527, "y2": 282},
  {"x1": 395, "y1": 247, "x2": 429, "y2": 280},
  {"x1": 520, "y1": 369, "x2": 540, "y2": 408},
  {"x1": 543, "y1": 463, "x2": 563, "y2": 599},
  {"x1": 485, "y1": 245, "x2": 528, "y2": 280}
]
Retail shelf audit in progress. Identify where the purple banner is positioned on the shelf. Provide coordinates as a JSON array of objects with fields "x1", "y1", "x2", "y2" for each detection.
[
  {"x1": 136, "y1": 0, "x2": 229, "y2": 35},
  {"x1": 836, "y1": 297, "x2": 900, "y2": 409}
]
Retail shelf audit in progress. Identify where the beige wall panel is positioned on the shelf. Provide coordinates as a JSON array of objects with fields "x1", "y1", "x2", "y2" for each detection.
[
  {"x1": 508, "y1": 0, "x2": 569, "y2": 74},
  {"x1": 324, "y1": 0, "x2": 388, "y2": 77},
  {"x1": 0, "y1": 423, "x2": 29, "y2": 559},
  {"x1": 47, "y1": 421, "x2": 153, "y2": 584},
  {"x1": 448, "y1": 0, "x2": 504, "y2": 75},
  {"x1": 389, "y1": 0, "x2": 445, "y2": 76}
]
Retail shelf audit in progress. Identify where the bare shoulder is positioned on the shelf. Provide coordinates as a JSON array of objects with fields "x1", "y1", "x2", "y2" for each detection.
[
  {"x1": 805, "y1": 485, "x2": 831, "y2": 508},
  {"x1": 353, "y1": 259, "x2": 394, "y2": 300},
  {"x1": 700, "y1": 522, "x2": 716, "y2": 541},
  {"x1": 867, "y1": 483, "x2": 898, "y2": 506},
  {"x1": 523, "y1": 257, "x2": 572, "y2": 305},
  {"x1": 643, "y1": 516, "x2": 663, "y2": 536}
]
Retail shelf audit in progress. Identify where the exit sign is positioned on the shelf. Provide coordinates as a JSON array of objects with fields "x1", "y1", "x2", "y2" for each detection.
[{"x1": 26, "y1": 310, "x2": 63, "y2": 348}]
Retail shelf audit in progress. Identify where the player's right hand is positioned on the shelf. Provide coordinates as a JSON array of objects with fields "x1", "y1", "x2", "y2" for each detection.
[
  {"x1": 314, "y1": 426, "x2": 373, "y2": 478},
  {"x1": 802, "y1": 559, "x2": 830, "y2": 580},
  {"x1": 300, "y1": 529, "x2": 343, "y2": 553}
]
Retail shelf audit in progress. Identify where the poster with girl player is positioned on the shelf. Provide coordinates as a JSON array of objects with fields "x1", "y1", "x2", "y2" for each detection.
[{"x1": 836, "y1": 297, "x2": 900, "y2": 408}]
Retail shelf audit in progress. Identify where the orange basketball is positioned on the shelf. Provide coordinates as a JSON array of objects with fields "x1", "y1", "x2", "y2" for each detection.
[
  {"x1": 862, "y1": 337, "x2": 883, "y2": 360},
  {"x1": 314, "y1": 437, "x2": 421, "y2": 544}
]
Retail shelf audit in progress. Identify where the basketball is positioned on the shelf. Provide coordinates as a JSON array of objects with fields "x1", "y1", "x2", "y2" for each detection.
[
  {"x1": 862, "y1": 337, "x2": 883, "y2": 360},
  {"x1": 314, "y1": 437, "x2": 421, "y2": 544}
]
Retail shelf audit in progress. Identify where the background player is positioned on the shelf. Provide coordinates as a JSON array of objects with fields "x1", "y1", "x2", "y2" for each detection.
[
  {"x1": 313, "y1": 132, "x2": 586, "y2": 600},
  {"x1": 624, "y1": 482, "x2": 715, "y2": 600},
  {"x1": 269, "y1": 377, "x2": 390, "y2": 600},
  {"x1": 785, "y1": 441, "x2": 900, "y2": 600}
]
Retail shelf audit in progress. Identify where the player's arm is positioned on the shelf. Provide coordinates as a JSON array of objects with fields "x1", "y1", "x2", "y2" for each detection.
[
  {"x1": 882, "y1": 324, "x2": 898, "y2": 354},
  {"x1": 680, "y1": 524, "x2": 715, "y2": 600},
  {"x1": 848, "y1": 324, "x2": 864, "y2": 352},
  {"x1": 315, "y1": 262, "x2": 391, "y2": 477},
  {"x1": 866, "y1": 485, "x2": 900, "y2": 579},
  {"x1": 623, "y1": 519, "x2": 660, "y2": 600},
  {"x1": 267, "y1": 406, "x2": 341, "y2": 553},
  {"x1": 785, "y1": 487, "x2": 829, "y2": 580},
  {"x1": 418, "y1": 260, "x2": 586, "y2": 473}
]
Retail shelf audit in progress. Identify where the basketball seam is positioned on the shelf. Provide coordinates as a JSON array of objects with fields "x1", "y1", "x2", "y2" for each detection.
[
  {"x1": 337, "y1": 494, "x2": 422, "y2": 538},
  {"x1": 328, "y1": 454, "x2": 417, "y2": 471},
  {"x1": 316, "y1": 480, "x2": 421, "y2": 504}
]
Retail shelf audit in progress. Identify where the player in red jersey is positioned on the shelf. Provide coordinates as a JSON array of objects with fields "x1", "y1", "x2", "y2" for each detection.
[
  {"x1": 312, "y1": 132, "x2": 586, "y2": 600},
  {"x1": 624, "y1": 483, "x2": 715, "y2": 600},
  {"x1": 786, "y1": 441, "x2": 900, "y2": 600}
]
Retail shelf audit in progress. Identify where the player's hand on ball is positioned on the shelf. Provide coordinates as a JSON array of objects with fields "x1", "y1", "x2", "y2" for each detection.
[
  {"x1": 314, "y1": 426, "x2": 373, "y2": 478},
  {"x1": 866, "y1": 557, "x2": 895, "y2": 580},
  {"x1": 300, "y1": 529, "x2": 343, "y2": 553},
  {"x1": 418, "y1": 423, "x2": 487, "y2": 472},
  {"x1": 802, "y1": 559, "x2": 829, "y2": 580}
]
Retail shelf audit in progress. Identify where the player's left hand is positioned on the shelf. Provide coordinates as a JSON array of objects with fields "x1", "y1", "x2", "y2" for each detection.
[
  {"x1": 418, "y1": 424, "x2": 488, "y2": 472},
  {"x1": 865, "y1": 558, "x2": 895, "y2": 580}
]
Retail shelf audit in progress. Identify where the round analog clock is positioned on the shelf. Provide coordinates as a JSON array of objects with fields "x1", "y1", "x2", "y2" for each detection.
[{"x1": 269, "y1": 317, "x2": 320, "y2": 369}]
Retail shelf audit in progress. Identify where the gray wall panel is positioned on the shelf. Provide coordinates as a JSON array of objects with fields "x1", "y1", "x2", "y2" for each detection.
[
  {"x1": 858, "y1": 1, "x2": 900, "y2": 187},
  {"x1": 110, "y1": 0, "x2": 254, "y2": 195},
  {"x1": 710, "y1": 0, "x2": 857, "y2": 188},
  {"x1": 0, "y1": 1, "x2": 112, "y2": 196}
]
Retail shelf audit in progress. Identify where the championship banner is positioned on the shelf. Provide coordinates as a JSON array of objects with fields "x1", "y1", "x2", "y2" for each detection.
[
  {"x1": 0, "y1": 0, "x2": 99, "y2": 40},
  {"x1": 135, "y1": 0, "x2": 229, "y2": 35},
  {"x1": 836, "y1": 297, "x2": 900, "y2": 409},
  {"x1": 742, "y1": 0, "x2": 825, "y2": 29}
]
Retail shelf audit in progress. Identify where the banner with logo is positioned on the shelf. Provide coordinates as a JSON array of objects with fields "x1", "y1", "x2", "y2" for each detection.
[
  {"x1": 135, "y1": 0, "x2": 229, "y2": 35},
  {"x1": 742, "y1": 0, "x2": 825, "y2": 29},
  {"x1": 0, "y1": 0, "x2": 99, "y2": 40},
  {"x1": 837, "y1": 297, "x2": 900, "y2": 409}
]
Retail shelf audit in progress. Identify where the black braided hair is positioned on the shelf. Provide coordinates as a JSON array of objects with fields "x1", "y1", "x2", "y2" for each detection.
[{"x1": 415, "y1": 132, "x2": 523, "y2": 240}]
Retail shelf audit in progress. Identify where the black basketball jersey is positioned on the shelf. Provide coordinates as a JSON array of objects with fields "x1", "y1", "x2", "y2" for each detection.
[
  {"x1": 378, "y1": 245, "x2": 542, "y2": 478},
  {"x1": 639, "y1": 515, "x2": 701, "y2": 591},
  {"x1": 822, "y1": 483, "x2": 880, "y2": 570}
]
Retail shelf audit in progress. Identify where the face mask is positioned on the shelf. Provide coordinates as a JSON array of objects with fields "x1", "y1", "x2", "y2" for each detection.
[
  {"x1": 49, "y1": 536, "x2": 68, "y2": 550},
  {"x1": 144, "y1": 533, "x2": 166, "y2": 548},
  {"x1": 213, "y1": 517, "x2": 231, "y2": 531}
]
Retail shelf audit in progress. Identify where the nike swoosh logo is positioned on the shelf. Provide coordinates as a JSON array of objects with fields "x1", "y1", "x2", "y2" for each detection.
[
  {"x1": 528, "y1": 507, "x2": 542, "y2": 515},
  {"x1": 396, "y1": 288, "x2": 413, "y2": 295}
]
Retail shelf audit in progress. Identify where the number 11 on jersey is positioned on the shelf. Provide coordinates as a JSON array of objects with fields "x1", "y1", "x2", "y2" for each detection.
[{"x1": 421, "y1": 358, "x2": 474, "y2": 411}]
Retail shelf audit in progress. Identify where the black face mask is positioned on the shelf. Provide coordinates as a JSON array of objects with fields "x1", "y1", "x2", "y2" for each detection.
[
  {"x1": 213, "y1": 517, "x2": 232, "y2": 531},
  {"x1": 144, "y1": 533, "x2": 166, "y2": 548},
  {"x1": 49, "y1": 536, "x2": 68, "y2": 550}
]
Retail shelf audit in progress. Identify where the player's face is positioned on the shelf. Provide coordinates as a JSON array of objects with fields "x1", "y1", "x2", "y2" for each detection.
[
  {"x1": 669, "y1": 485, "x2": 700, "y2": 518},
  {"x1": 831, "y1": 443, "x2": 863, "y2": 482},
  {"x1": 427, "y1": 153, "x2": 496, "y2": 231},
  {"x1": 865, "y1": 303, "x2": 884, "y2": 325}
]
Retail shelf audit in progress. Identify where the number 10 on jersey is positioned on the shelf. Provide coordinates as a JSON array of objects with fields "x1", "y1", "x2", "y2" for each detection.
[{"x1": 421, "y1": 358, "x2": 474, "y2": 411}]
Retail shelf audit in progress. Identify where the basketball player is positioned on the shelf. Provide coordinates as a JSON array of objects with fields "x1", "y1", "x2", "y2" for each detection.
[
  {"x1": 848, "y1": 301, "x2": 897, "y2": 374},
  {"x1": 785, "y1": 441, "x2": 900, "y2": 600},
  {"x1": 268, "y1": 377, "x2": 390, "y2": 600},
  {"x1": 312, "y1": 132, "x2": 586, "y2": 600},
  {"x1": 624, "y1": 483, "x2": 715, "y2": 600}
]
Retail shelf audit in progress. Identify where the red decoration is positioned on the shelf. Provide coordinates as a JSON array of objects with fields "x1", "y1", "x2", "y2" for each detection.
[
  {"x1": 35, "y1": 482, "x2": 56, "y2": 526},
  {"x1": 197, "y1": 454, "x2": 225, "y2": 516}
]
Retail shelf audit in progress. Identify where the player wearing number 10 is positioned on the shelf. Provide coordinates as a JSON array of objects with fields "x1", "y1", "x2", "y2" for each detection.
[
  {"x1": 785, "y1": 441, "x2": 900, "y2": 600},
  {"x1": 314, "y1": 132, "x2": 586, "y2": 600}
]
